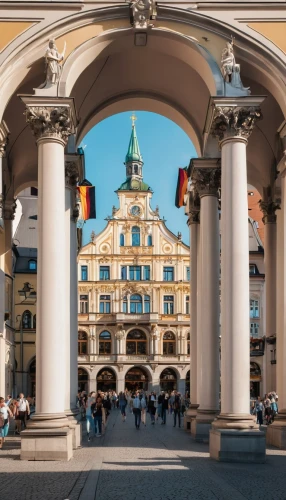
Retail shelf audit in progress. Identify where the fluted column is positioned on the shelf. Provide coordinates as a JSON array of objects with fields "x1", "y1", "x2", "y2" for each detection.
[
  {"x1": 20, "y1": 96, "x2": 77, "y2": 461},
  {"x1": 207, "y1": 97, "x2": 266, "y2": 463},
  {"x1": 190, "y1": 159, "x2": 220, "y2": 442},
  {"x1": 259, "y1": 195, "x2": 279, "y2": 393}
]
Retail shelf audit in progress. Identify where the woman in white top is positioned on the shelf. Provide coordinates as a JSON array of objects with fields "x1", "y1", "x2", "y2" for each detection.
[
  {"x1": 0, "y1": 397, "x2": 13, "y2": 448},
  {"x1": 85, "y1": 392, "x2": 96, "y2": 442}
]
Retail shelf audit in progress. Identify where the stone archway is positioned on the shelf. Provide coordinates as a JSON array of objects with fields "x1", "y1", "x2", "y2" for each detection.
[
  {"x1": 125, "y1": 366, "x2": 149, "y2": 392},
  {"x1": 160, "y1": 368, "x2": 177, "y2": 392},
  {"x1": 97, "y1": 367, "x2": 117, "y2": 392},
  {"x1": 78, "y1": 367, "x2": 89, "y2": 393}
]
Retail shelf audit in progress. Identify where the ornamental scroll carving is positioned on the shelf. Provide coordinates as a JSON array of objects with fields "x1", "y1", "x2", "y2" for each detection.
[
  {"x1": 65, "y1": 161, "x2": 79, "y2": 187},
  {"x1": 211, "y1": 106, "x2": 262, "y2": 141},
  {"x1": 191, "y1": 167, "x2": 221, "y2": 198},
  {"x1": 25, "y1": 106, "x2": 73, "y2": 143},
  {"x1": 129, "y1": 0, "x2": 157, "y2": 30}
]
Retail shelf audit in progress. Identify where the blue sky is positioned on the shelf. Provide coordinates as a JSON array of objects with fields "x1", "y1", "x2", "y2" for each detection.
[{"x1": 81, "y1": 111, "x2": 197, "y2": 245}]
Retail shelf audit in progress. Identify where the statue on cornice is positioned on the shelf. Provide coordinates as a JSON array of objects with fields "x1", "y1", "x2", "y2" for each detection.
[
  {"x1": 129, "y1": 0, "x2": 157, "y2": 30},
  {"x1": 45, "y1": 39, "x2": 66, "y2": 86},
  {"x1": 221, "y1": 39, "x2": 250, "y2": 94}
]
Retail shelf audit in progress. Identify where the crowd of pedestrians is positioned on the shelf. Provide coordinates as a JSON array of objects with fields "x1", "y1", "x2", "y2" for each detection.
[
  {"x1": 77, "y1": 388, "x2": 189, "y2": 440},
  {"x1": 252, "y1": 392, "x2": 279, "y2": 425},
  {"x1": 0, "y1": 393, "x2": 31, "y2": 449}
]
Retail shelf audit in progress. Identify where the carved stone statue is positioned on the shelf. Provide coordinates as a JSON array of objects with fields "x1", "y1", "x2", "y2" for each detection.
[
  {"x1": 221, "y1": 40, "x2": 250, "y2": 94},
  {"x1": 44, "y1": 39, "x2": 66, "y2": 86},
  {"x1": 130, "y1": 0, "x2": 157, "y2": 29}
]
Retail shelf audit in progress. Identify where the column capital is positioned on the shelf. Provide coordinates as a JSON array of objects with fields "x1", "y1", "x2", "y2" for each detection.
[
  {"x1": 205, "y1": 96, "x2": 266, "y2": 143},
  {"x1": 0, "y1": 121, "x2": 9, "y2": 157},
  {"x1": 65, "y1": 161, "x2": 79, "y2": 188},
  {"x1": 190, "y1": 158, "x2": 221, "y2": 198},
  {"x1": 259, "y1": 199, "x2": 280, "y2": 224},
  {"x1": 187, "y1": 187, "x2": 200, "y2": 224},
  {"x1": 20, "y1": 96, "x2": 77, "y2": 145},
  {"x1": 3, "y1": 198, "x2": 17, "y2": 220}
]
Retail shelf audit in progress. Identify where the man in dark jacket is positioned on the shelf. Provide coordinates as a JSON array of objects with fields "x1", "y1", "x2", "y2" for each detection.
[{"x1": 161, "y1": 394, "x2": 169, "y2": 425}]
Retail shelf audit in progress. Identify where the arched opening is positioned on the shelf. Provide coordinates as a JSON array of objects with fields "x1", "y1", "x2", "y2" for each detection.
[
  {"x1": 78, "y1": 367, "x2": 89, "y2": 393},
  {"x1": 185, "y1": 370, "x2": 190, "y2": 396},
  {"x1": 29, "y1": 358, "x2": 36, "y2": 397},
  {"x1": 97, "y1": 368, "x2": 116, "y2": 392},
  {"x1": 120, "y1": 233, "x2": 125, "y2": 246},
  {"x1": 163, "y1": 331, "x2": 176, "y2": 355},
  {"x1": 187, "y1": 332, "x2": 190, "y2": 355},
  {"x1": 99, "y1": 331, "x2": 112, "y2": 355},
  {"x1": 125, "y1": 366, "x2": 148, "y2": 392},
  {"x1": 250, "y1": 362, "x2": 262, "y2": 399},
  {"x1": 78, "y1": 331, "x2": 88, "y2": 355},
  {"x1": 126, "y1": 329, "x2": 147, "y2": 355},
  {"x1": 160, "y1": 368, "x2": 177, "y2": 392}
]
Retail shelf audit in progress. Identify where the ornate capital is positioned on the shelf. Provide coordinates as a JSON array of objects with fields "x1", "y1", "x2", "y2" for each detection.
[
  {"x1": 259, "y1": 199, "x2": 280, "y2": 224},
  {"x1": 191, "y1": 167, "x2": 221, "y2": 198},
  {"x1": 187, "y1": 188, "x2": 200, "y2": 224},
  {"x1": 20, "y1": 96, "x2": 77, "y2": 145},
  {"x1": 211, "y1": 106, "x2": 262, "y2": 141},
  {"x1": 3, "y1": 198, "x2": 17, "y2": 220},
  {"x1": 0, "y1": 121, "x2": 9, "y2": 158}
]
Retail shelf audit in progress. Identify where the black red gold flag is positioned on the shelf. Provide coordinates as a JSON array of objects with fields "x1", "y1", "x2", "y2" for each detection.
[
  {"x1": 175, "y1": 167, "x2": 188, "y2": 208},
  {"x1": 77, "y1": 186, "x2": 96, "y2": 220}
]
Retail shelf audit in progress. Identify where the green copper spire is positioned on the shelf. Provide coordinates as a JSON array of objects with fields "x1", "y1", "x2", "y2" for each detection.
[{"x1": 125, "y1": 114, "x2": 143, "y2": 163}]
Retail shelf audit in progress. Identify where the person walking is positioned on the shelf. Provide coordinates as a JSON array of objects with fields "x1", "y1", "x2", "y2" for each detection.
[
  {"x1": 92, "y1": 398, "x2": 106, "y2": 437},
  {"x1": 15, "y1": 393, "x2": 30, "y2": 434},
  {"x1": 0, "y1": 397, "x2": 13, "y2": 448},
  {"x1": 119, "y1": 392, "x2": 127, "y2": 422},
  {"x1": 254, "y1": 396, "x2": 263, "y2": 426},
  {"x1": 86, "y1": 392, "x2": 96, "y2": 441},
  {"x1": 173, "y1": 392, "x2": 182, "y2": 428},
  {"x1": 148, "y1": 392, "x2": 156, "y2": 425},
  {"x1": 157, "y1": 391, "x2": 164, "y2": 421},
  {"x1": 133, "y1": 392, "x2": 143, "y2": 429},
  {"x1": 161, "y1": 393, "x2": 169, "y2": 425}
]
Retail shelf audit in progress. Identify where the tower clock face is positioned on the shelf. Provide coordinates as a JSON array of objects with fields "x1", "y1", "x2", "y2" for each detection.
[{"x1": 130, "y1": 205, "x2": 141, "y2": 217}]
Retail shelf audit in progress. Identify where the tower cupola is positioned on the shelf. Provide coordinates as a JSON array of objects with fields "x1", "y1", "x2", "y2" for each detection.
[{"x1": 125, "y1": 114, "x2": 143, "y2": 182}]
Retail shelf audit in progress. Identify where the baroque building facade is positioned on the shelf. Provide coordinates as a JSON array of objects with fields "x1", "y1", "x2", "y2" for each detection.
[{"x1": 77, "y1": 123, "x2": 191, "y2": 395}]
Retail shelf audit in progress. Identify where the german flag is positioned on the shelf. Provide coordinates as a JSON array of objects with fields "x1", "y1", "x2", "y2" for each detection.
[
  {"x1": 175, "y1": 167, "x2": 188, "y2": 208},
  {"x1": 77, "y1": 185, "x2": 96, "y2": 220}
]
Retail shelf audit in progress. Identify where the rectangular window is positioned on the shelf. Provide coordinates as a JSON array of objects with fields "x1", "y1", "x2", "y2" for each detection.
[
  {"x1": 99, "y1": 295, "x2": 111, "y2": 314},
  {"x1": 123, "y1": 296, "x2": 128, "y2": 313},
  {"x1": 99, "y1": 266, "x2": 110, "y2": 280},
  {"x1": 121, "y1": 266, "x2": 127, "y2": 280},
  {"x1": 81, "y1": 265, "x2": 88, "y2": 281},
  {"x1": 80, "y1": 295, "x2": 88, "y2": 314},
  {"x1": 163, "y1": 267, "x2": 174, "y2": 281},
  {"x1": 143, "y1": 266, "x2": 150, "y2": 281},
  {"x1": 186, "y1": 295, "x2": 190, "y2": 315},
  {"x1": 186, "y1": 267, "x2": 190, "y2": 281},
  {"x1": 144, "y1": 295, "x2": 150, "y2": 313},
  {"x1": 129, "y1": 266, "x2": 141, "y2": 281},
  {"x1": 250, "y1": 299, "x2": 259, "y2": 319},
  {"x1": 250, "y1": 322, "x2": 259, "y2": 338},
  {"x1": 164, "y1": 295, "x2": 174, "y2": 314},
  {"x1": 249, "y1": 264, "x2": 256, "y2": 275}
]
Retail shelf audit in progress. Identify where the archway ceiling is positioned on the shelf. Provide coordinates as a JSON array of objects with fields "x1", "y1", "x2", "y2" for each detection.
[{"x1": 2, "y1": 25, "x2": 284, "y2": 196}]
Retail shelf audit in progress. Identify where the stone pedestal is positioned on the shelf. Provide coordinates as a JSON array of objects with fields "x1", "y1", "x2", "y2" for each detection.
[
  {"x1": 210, "y1": 428, "x2": 266, "y2": 463},
  {"x1": 21, "y1": 427, "x2": 73, "y2": 461},
  {"x1": 266, "y1": 421, "x2": 286, "y2": 449},
  {"x1": 191, "y1": 410, "x2": 218, "y2": 442},
  {"x1": 66, "y1": 410, "x2": 82, "y2": 449},
  {"x1": 184, "y1": 404, "x2": 199, "y2": 431}
]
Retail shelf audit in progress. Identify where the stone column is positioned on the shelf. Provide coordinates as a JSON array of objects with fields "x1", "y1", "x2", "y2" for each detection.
[
  {"x1": 259, "y1": 196, "x2": 279, "y2": 393},
  {"x1": 190, "y1": 159, "x2": 221, "y2": 442},
  {"x1": 207, "y1": 98, "x2": 266, "y2": 463},
  {"x1": 20, "y1": 96, "x2": 77, "y2": 461},
  {"x1": 267, "y1": 161, "x2": 286, "y2": 449},
  {"x1": 65, "y1": 160, "x2": 81, "y2": 448}
]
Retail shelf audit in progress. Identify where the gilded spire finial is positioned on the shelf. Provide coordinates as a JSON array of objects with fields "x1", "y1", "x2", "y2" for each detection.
[{"x1": 130, "y1": 113, "x2": 137, "y2": 128}]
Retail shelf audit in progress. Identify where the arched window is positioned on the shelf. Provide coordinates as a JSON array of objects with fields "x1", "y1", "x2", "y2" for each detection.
[
  {"x1": 22, "y1": 310, "x2": 32, "y2": 329},
  {"x1": 120, "y1": 233, "x2": 125, "y2": 246},
  {"x1": 33, "y1": 315, "x2": 36, "y2": 329},
  {"x1": 97, "y1": 368, "x2": 116, "y2": 391},
  {"x1": 126, "y1": 329, "x2": 147, "y2": 355},
  {"x1": 132, "y1": 226, "x2": 140, "y2": 246},
  {"x1": 99, "y1": 331, "x2": 112, "y2": 354},
  {"x1": 78, "y1": 331, "x2": 88, "y2": 355},
  {"x1": 187, "y1": 332, "x2": 190, "y2": 355},
  {"x1": 130, "y1": 294, "x2": 142, "y2": 313},
  {"x1": 28, "y1": 260, "x2": 37, "y2": 270},
  {"x1": 160, "y1": 368, "x2": 177, "y2": 391},
  {"x1": 134, "y1": 164, "x2": 138, "y2": 174},
  {"x1": 147, "y1": 235, "x2": 152, "y2": 246},
  {"x1": 78, "y1": 368, "x2": 88, "y2": 392},
  {"x1": 163, "y1": 331, "x2": 176, "y2": 355}
]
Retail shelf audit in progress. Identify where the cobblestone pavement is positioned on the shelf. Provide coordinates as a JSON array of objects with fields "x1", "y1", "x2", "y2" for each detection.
[{"x1": 1, "y1": 410, "x2": 286, "y2": 500}]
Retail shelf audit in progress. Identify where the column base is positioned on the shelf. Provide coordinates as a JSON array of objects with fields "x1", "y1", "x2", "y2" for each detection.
[
  {"x1": 191, "y1": 409, "x2": 218, "y2": 443},
  {"x1": 210, "y1": 429, "x2": 266, "y2": 463},
  {"x1": 20, "y1": 412, "x2": 73, "y2": 461},
  {"x1": 266, "y1": 412, "x2": 286, "y2": 448},
  {"x1": 66, "y1": 409, "x2": 82, "y2": 449},
  {"x1": 184, "y1": 404, "x2": 199, "y2": 432},
  {"x1": 210, "y1": 413, "x2": 265, "y2": 463}
]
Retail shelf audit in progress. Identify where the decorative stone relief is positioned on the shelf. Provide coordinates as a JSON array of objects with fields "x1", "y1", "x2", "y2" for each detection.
[
  {"x1": 221, "y1": 39, "x2": 250, "y2": 95},
  {"x1": 187, "y1": 188, "x2": 200, "y2": 224},
  {"x1": 122, "y1": 283, "x2": 151, "y2": 296},
  {"x1": 25, "y1": 106, "x2": 73, "y2": 143},
  {"x1": 3, "y1": 199, "x2": 17, "y2": 220},
  {"x1": 99, "y1": 243, "x2": 110, "y2": 254},
  {"x1": 129, "y1": 0, "x2": 157, "y2": 30},
  {"x1": 211, "y1": 106, "x2": 262, "y2": 141},
  {"x1": 90, "y1": 231, "x2": 96, "y2": 243},
  {"x1": 191, "y1": 166, "x2": 221, "y2": 198},
  {"x1": 65, "y1": 161, "x2": 79, "y2": 187},
  {"x1": 162, "y1": 243, "x2": 173, "y2": 254},
  {"x1": 98, "y1": 285, "x2": 114, "y2": 293},
  {"x1": 259, "y1": 199, "x2": 280, "y2": 224},
  {"x1": 0, "y1": 122, "x2": 9, "y2": 158}
]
